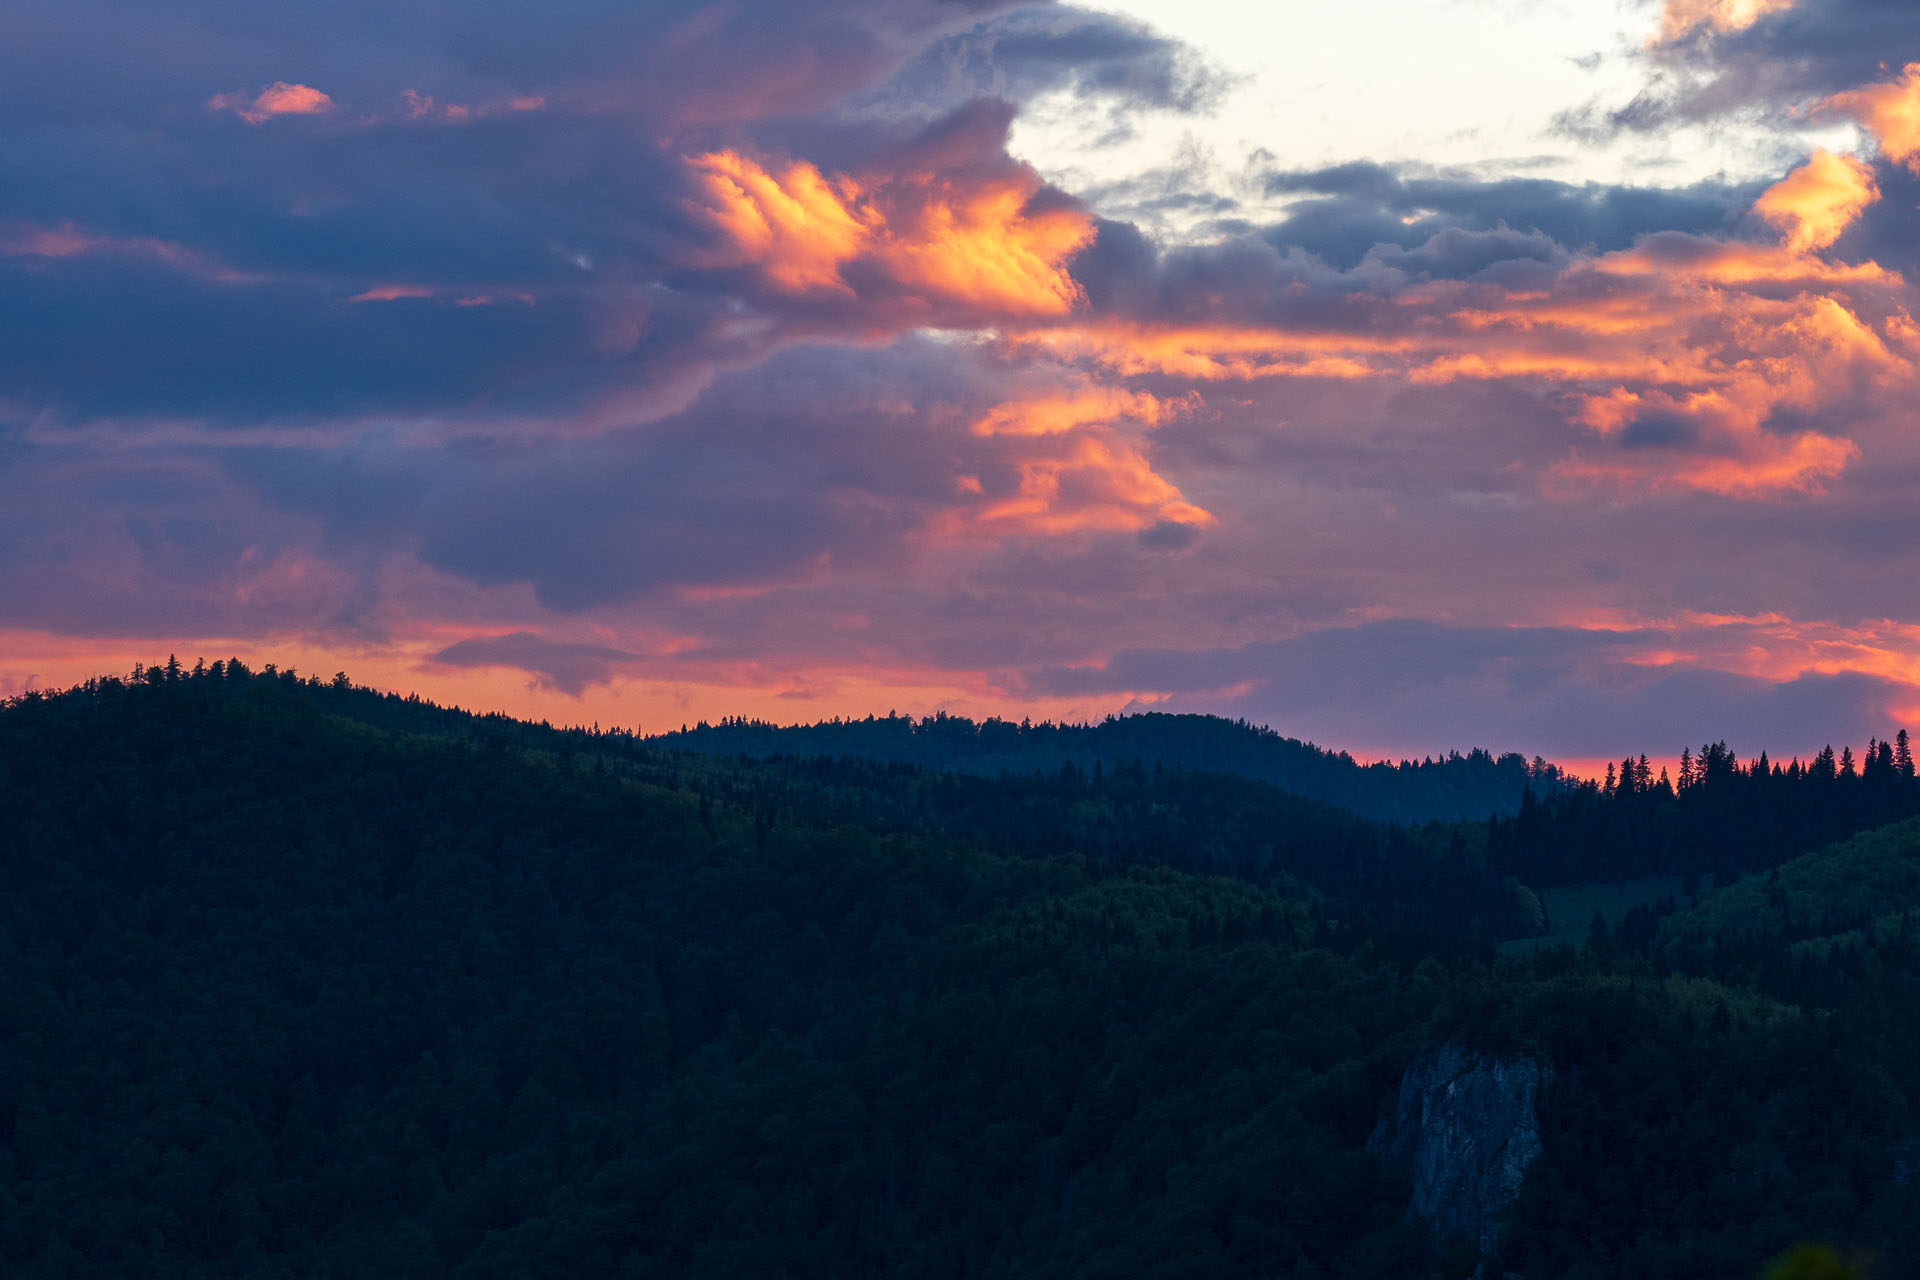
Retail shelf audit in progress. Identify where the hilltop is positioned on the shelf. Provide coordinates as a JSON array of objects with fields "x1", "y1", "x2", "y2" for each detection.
[
  {"x1": 651, "y1": 710, "x2": 1566, "y2": 826},
  {"x1": 1, "y1": 663, "x2": 1917, "y2": 1277}
]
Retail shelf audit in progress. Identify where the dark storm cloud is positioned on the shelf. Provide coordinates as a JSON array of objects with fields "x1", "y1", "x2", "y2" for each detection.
[
  {"x1": 0, "y1": 257, "x2": 615, "y2": 424},
  {"x1": 282, "y1": 341, "x2": 992, "y2": 611},
  {"x1": 416, "y1": 442, "x2": 917, "y2": 612},
  {"x1": 0, "y1": 0, "x2": 1056, "y2": 431},
  {"x1": 1061, "y1": 162, "x2": 1763, "y2": 340},
  {"x1": 879, "y1": 5, "x2": 1231, "y2": 118},
  {"x1": 429, "y1": 633, "x2": 640, "y2": 694},
  {"x1": 1258, "y1": 162, "x2": 1752, "y2": 268},
  {"x1": 1838, "y1": 162, "x2": 1920, "y2": 273},
  {"x1": 1066, "y1": 227, "x2": 1409, "y2": 330},
  {"x1": 1137, "y1": 520, "x2": 1202, "y2": 551},
  {"x1": 0, "y1": 98, "x2": 1076, "y2": 428},
  {"x1": 1554, "y1": 0, "x2": 1920, "y2": 137},
  {"x1": 0, "y1": 0, "x2": 1020, "y2": 132}
]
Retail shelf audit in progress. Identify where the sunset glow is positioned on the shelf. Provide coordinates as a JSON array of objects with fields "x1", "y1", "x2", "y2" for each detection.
[
  {"x1": 7, "y1": 0, "x2": 1920, "y2": 767},
  {"x1": 1825, "y1": 64, "x2": 1920, "y2": 172},
  {"x1": 685, "y1": 148, "x2": 1093, "y2": 313}
]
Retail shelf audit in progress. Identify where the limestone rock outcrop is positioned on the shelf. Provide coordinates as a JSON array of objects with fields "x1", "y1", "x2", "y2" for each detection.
[{"x1": 1368, "y1": 1044, "x2": 1550, "y2": 1255}]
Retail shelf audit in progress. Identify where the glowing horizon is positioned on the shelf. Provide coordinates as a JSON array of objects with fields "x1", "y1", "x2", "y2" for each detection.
[{"x1": 6, "y1": 0, "x2": 1920, "y2": 770}]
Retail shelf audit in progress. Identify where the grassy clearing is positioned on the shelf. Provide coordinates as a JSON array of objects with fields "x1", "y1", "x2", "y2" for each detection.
[{"x1": 1500, "y1": 875, "x2": 1706, "y2": 954}]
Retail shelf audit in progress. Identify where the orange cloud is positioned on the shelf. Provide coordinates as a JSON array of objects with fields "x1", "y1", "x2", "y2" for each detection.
[
  {"x1": 1674, "y1": 433, "x2": 1859, "y2": 497},
  {"x1": 1003, "y1": 178, "x2": 1912, "y2": 499},
  {"x1": 970, "y1": 435, "x2": 1214, "y2": 536},
  {"x1": 208, "y1": 82, "x2": 334, "y2": 125},
  {"x1": 969, "y1": 387, "x2": 1195, "y2": 437},
  {"x1": 1009, "y1": 324, "x2": 1400, "y2": 381},
  {"x1": 1823, "y1": 64, "x2": 1920, "y2": 173},
  {"x1": 349, "y1": 284, "x2": 438, "y2": 302},
  {"x1": 1, "y1": 221, "x2": 261, "y2": 283},
  {"x1": 1592, "y1": 240, "x2": 1892, "y2": 287},
  {"x1": 1753, "y1": 150, "x2": 1879, "y2": 252},
  {"x1": 1617, "y1": 614, "x2": 1920, "y2": 693},
  {"x1": 683, "y1": 150, "x2": 1093, "y2": 315},
  {"x1": 695, "y1": 123, "x2": 1908, "y2": 508},
  {"x1": 1655, "y1": 0, "x2": 1794, "y2": 42},
  {"x1": 936, "y1": 383, "x2": 1213, "y2": 539},
  {"x1": 1555, "y1": 430, "x2": 1856, "y2": 497},
  {"x1": 685, "y1": 151, "x2": 873, "y2": 293},
  {"x1": 868, "y1": 176, "x2": 1094, "y2": 317}
]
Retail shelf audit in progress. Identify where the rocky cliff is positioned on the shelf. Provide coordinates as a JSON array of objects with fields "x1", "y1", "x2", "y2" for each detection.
[{"x1": 1368, "y1": 1044, "x2": 1550, "y2": 1255}]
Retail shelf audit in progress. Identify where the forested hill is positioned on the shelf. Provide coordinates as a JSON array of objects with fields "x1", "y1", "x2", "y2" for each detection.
[
  {"x1": 1491, "y1": 739, "x2": 1920, "y2": 891},
  {"x1": 4, "y1": 663, "x2": 1919, "y2": 1277},
  {"x1": 651, "y1": 711, "x2": 1565, "y2": 825}
]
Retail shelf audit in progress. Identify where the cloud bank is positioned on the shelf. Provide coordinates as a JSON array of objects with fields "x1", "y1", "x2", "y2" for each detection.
[{"x1": 6, "y1": 0, "x2": 1920, "y2": 766}]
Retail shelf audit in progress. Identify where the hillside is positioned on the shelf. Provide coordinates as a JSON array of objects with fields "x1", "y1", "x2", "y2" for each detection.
[
  {"x1": 1661, "y1": 815, "x2": 1920, "y2": 988},
  {"x1": 1, "y1": 665, "x2": 1917, "y2": 1277},
  {"x1": 651, "y1": 711, "x2": 1565, "y2": 826}
]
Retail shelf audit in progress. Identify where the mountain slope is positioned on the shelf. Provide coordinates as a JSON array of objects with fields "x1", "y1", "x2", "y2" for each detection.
[
  {"x1": 1, "y1": 666, "x2": 1915, "y2": 1278},
  {"x1": 651, "y1": 710, "x2": 1564, "y2": 825}
]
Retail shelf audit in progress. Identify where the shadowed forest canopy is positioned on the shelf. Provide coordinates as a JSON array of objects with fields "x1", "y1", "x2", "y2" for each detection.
[
  {"x1": 1, "y1": 663, "x2": 1918, "y2": 1278},
  {"x1": 652, "y1": 712, "x2": 1567, "y2": 825}
]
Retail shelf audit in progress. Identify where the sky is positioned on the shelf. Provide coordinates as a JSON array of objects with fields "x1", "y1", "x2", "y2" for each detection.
[{"x1": 5, "y1": 0, "x2": 1920, "y2": 769}]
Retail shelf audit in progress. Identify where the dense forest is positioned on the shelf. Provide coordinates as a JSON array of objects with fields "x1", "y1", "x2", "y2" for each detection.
[
  {"x1": 1, "y1": 661, "x2": 1916, "y2": 1277},
  {"x1": 653, "y1": 712, "x2": 1567, "y2": 826}
]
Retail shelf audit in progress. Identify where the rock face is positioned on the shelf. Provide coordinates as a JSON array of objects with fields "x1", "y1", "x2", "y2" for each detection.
[{"x1": 1368, "y1": 1044, "x2": 1550, "y2": 1255}]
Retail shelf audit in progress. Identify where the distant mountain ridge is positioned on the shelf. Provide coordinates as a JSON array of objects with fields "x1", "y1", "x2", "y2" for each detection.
[{"x1": 651, "y1": 710, "x2": 1568, "y2": 825}]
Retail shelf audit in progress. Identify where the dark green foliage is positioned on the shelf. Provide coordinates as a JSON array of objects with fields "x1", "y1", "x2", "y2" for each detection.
[
  {"x1": 0, "y1": 669, "x2": 1450, "y2": 1277},
  {"x1": 0, "y1": 666, "x2": 1915, "y2": 1277},
  {"x1": 654, "y1": 710, "x2": 1565, "y2": 825},
  {"x1": 1490, "y1": 742, "x2": 1920, "y2": 889}
]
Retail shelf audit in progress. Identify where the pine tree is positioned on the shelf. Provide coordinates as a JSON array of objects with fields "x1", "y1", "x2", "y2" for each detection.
[{"x1": 1813, "y1": 745, "x2": 1837, "y2": 781}]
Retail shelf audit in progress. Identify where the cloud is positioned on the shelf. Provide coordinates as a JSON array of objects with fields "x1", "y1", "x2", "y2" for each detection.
[
  {"x1": 684, "y1": 152, "x2": 877, "y2": 294},
  {"x1": 428, "y1": 632, "x2": 639, "y2": 695},
  {"x1": 208, "y1": 82, "x2": 334, "y2": 125},
  {"x1": 1258, "y1": 162, "x2": 1750, "y2": 267},
  {"x1": 681, "y1": 120, "x2": 1095, "y2": 317},
  {"x1": 967, "y1": 385, "x2": 1192, "y2": 437},
  {"x1": 879, "y1": 5, "x2": 1232, "y2": 117},
  {"x1": 1822, "y1": 63, "x2": 1920, "y2": 172},
  {"x1": 1015, "y1": 619, "x2": 1914, "y2": 760},
  {"x1": 1752, "y1": 148, "x2": 1878, "y2": 251},
  {"x1": 348, "y1": 284, "x2": 438, "y2": 302},
  {"x1": 1561, "y1": 0, "x2": 1920, "y2": 137},
  {"x1": 6, "y1": 0, "x2": 1920, "y2": 767},
  {"x1": 0, "y1": 440, "x2": 369, "y2": 638},
  {"x1": 1007, "y1": 224, "x2": 1910, "y2": 497},
  {"x1": 1655, "y1": 0, "x2": 1798, "y2": 45}
]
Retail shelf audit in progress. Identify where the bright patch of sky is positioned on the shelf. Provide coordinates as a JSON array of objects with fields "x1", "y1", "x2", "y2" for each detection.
[{"x1": 1011, "y1": 0, "x2": 1860, "y2": 237}]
